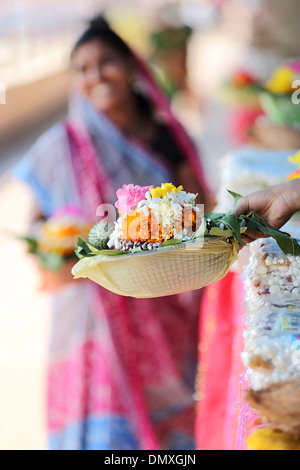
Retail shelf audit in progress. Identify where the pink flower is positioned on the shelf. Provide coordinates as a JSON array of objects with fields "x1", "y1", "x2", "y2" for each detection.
[
  {"x1": 288, "y1": 61, "x2": 300, "y2": 74},
  {"x1": 52, "y1": 205, "x2": 84, "y2": 218},
  {"x1": 115, "y1": 184, "x2": 153, "y2": 214}
]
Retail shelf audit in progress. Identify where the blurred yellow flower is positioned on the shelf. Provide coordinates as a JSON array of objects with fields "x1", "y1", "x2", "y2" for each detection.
[
  {"x1": 247, "y1": 427, "x2": 300, "y2": 451},
  {"x1": 286, "y1": 150, "x2": 300, "y2": 180},
  {"x1": 288, "y1": 150, "x2": 300, "y2": 166},
  {"x1": 266, "y1": 66, "x2": 295, "y2": 95},
  {"x1": 286, "y1": 170, "x2": 300, "y2": 181}
]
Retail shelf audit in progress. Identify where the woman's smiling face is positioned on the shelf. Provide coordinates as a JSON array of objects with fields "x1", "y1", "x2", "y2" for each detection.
[{"x1": 71, "y1": 40, "x2": 134, "y2": 113}]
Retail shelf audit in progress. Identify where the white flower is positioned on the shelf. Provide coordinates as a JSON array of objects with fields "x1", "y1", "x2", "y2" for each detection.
[{"x1": 149, "y1": 200, "x2": 183, "y2": 227}]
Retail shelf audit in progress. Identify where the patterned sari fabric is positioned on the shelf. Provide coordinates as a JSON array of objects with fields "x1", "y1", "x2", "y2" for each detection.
[{"x1": 14, "y1": 62, "x2": 209, "y2": 448}]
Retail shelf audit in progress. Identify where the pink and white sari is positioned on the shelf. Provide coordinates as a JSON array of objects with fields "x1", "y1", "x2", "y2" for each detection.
[{"x1": 14, "y1": 56, "x2": 210, "y2": 449}]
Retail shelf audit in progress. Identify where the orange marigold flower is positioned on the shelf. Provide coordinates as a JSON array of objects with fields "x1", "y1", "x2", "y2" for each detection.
[{"x1": 121, "y1": 206, "x2": 201, "y2": 243}]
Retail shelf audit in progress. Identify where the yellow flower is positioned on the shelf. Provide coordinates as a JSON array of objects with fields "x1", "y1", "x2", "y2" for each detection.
[
  {"x1": 247, "y1": 428, "x2": 300, "y2": 451},
  {"x1": 161, "y1": 183, "x2": 177, "y2": 197},
  {"x1": 286, "y1": 169, "x2": 300, "y2": 181},
  {"x1": 288, "y1": 150, "x2": 300, "y2": 166},
  {"x1": 265, "y1": 66, "x2": 295, "y2": 94},
  {"x1": 286, "y1": 150, "x2": 300, "y2": 180},
  {"x1": 150, "y1": 187, "x2": 163, "y2": 199},
  {"x1": 150, "y1": 183, "x2": 183, "y2": 199}
]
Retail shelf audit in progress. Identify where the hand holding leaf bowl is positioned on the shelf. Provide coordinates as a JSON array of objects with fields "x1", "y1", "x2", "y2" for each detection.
[{"x1": 72, "y1": 185, "x2": 300, "y2": 298}]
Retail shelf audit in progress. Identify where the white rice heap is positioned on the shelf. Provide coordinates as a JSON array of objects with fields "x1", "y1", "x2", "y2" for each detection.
[{"x1": 242, "y1": 238, "x2": 300, "y2": 391}]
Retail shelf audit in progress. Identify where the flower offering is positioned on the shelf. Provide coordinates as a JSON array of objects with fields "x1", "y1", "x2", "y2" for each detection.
[
  {"x1": 108, "y1": 183, "x2": 201, "y2": 252},
  {"x1": 72, "y1": 187, "x2": 300, "y2": 299},
  {"x1": 22, "y1": 206, "x2": 91, "y2": 270}
]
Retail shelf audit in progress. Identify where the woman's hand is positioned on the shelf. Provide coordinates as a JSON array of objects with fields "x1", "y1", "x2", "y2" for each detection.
[
  {"x1": 35, "y1": 258, "x2": 77, "y2": 292},
  {"x1": 233, "y1": 179, "x2": 300, "y2": 244}
]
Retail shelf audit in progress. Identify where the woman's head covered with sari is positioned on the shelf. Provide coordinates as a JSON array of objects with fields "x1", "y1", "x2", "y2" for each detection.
[
  {"x1": 69, "y1": 15, "x2": 212, "y2": 200},
  {"x1": 71, "y1": 16, "x2": 154, "y2": 121}
]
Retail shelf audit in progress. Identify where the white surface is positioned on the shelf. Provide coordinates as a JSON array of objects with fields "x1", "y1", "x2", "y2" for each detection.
[{"x1": 0, "y1": 179, "x2": 50, "y2": 450}]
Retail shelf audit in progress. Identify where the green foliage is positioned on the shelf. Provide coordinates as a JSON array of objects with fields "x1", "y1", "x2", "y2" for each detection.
[
  {"x1": 75, "y1": 238, "x2": 126, "y2": 259},
  {"x1": 160, "y1": 238, "x2": 183, "y2": 248},
  {"x1": 245, "y1": 211, "x2": 300, "y2": 255},
  {"x1": 201, "y1": 191, "x2": 300, "y2": 255},
  {"x1": 39, "y1": 252, "x2": 64, "y2": 271},
  {"x1": 74, "y1": 190, "x2": 300, "y2": 258},
  {"x1": 19, "y1": 236, "x2": 38, "y2": 254},
  {"x1": 20, "y1": 236, "x2": 74, "y2": 271},
  {"x1": 226, "y1": 189, "x2": 244, "y2": 208}
]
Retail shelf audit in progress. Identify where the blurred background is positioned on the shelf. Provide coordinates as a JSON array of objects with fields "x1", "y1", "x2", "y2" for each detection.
[{"x1": 0, "y1": 0, "x2": 299, "y2": 449}]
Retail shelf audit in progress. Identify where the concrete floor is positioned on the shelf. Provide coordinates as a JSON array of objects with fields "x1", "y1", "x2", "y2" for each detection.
[{"x1": 0, "y1": 180, "x2": 50, "y2": 450}]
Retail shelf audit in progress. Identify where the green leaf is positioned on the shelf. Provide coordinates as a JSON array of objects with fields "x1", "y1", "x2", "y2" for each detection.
[
  {"x1": 189, "y1": 193, "x2": 198, "y2": 204},
  {"x1": 203, "y1": 207, "x2": 300, "y2": 254},
  {"x1": 160, "y1": 238, "x2": 183, "y2": 247},
  {"x1": 218, "y1": 213, "x2": 244, "y2": 244},
  {"x1": 20, "y1": 236, "x2": 38, "y2": 253},
  {"x1": 76, "y1": 238, "x2": 93, "y2": 254},
  {"x1": 242, "y1": 212, "x2": 300, "y2": 255},
  {"x1": 75, "y1": 246, "x2": 86, "y2": 259},
  {"x1": 75, "y1": 238, "x2": 105, "y2": 258},
  {"x1": 39, "y1": 252, "x2": 64, "y2": 271},
  {"x1": 259, "y1": 226, "x2": 300, "y2": 256},
  {"x1": 96, "y1": 250, "x2": 127, "y2": 256},
  {"x1": 131, "y1": 247, "x2": 143, "y2": 253},
  {"x1": 226, "y1": 189, "x2": 244, "y2": 208},
  {"x1": 75, "y1": 238, "x2": 127, "y2": 258},
  {"x1": 209, "y1": 227, "x2": 235, "y2": 238},
  {"x1": 205, "y1": 213, "x2": 226, "y2": 221},
  {"x1": 192, "y1": 217, "x2": 207, "y2": 239}
]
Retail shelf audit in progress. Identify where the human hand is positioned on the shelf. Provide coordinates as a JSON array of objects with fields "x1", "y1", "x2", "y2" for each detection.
[
  {"x1": 233, "y1": 179, "x2": 300, "y2": 244},
  {"x1": 35, "y1": 258, "x2": 77, "y2": 292}
]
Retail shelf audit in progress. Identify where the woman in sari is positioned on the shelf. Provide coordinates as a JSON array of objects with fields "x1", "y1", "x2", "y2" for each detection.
[{"x1": 14, "y1": 17, "x2": 211, "y2": 450}]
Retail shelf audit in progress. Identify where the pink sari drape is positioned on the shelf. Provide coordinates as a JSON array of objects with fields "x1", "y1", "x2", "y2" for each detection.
[
  {"x1": 196, "y1": 272, "x2": 247, "y2": 450},
  {"x1": 46, "y1": 58, "x2": 208, "y2": 446}
]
